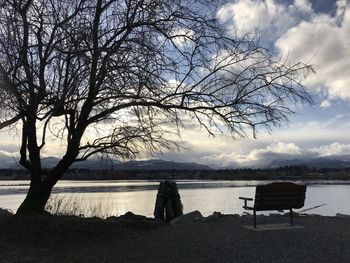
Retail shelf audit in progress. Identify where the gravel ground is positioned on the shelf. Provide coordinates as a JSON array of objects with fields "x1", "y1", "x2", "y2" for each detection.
[{"x1": 0, "y1": 211, "x2": 350, "y2": 263}]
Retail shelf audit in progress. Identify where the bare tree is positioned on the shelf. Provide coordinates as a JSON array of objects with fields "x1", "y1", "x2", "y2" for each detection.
[{"x1": 0, "y1": 0, "x2": 312, "y2": 213}]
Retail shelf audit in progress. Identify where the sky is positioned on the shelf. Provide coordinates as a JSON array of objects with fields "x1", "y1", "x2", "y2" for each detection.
[
  {"x1": 0, "y1": 0, "x2": 349, "y2": 168},
  {"x1": 153, "y1": 0, "x2": 350, "y2": 168}
]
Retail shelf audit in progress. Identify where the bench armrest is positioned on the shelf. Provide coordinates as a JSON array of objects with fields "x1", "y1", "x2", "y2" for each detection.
[
  {"x1": 239, "y1": 197, "x2": 253, "y2": 209},
  {"x1": 239, "y1": 197, "x2": 253, "y2": 201}
]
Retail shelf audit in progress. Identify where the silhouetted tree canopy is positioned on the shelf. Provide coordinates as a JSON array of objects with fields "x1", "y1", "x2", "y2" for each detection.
[{"x1": 0, "y1": 0, "x2": 312, "y2": 213}]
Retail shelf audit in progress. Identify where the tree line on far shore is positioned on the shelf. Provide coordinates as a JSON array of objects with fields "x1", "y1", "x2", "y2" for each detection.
[{"x1": 1, "y1": 166, "x2": 350, "y2": 181}]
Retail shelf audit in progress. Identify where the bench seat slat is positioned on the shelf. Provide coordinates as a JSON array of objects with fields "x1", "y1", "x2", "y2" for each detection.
[
  {"x1": 255, "y1": 194, "x2": 305, "y2": 198},
  {"x1": 254, "y1": 205, "x2": 301, "y2": 211},
  {"x1": 255, "y1": 198, "x2": 303, "y2": 201},
  {"x1": 254, "y1": 203, "x2": 297, "y2": 207}
]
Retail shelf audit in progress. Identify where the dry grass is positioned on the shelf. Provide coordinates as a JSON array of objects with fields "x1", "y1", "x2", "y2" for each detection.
[{"x1": 45, "y1": 194, "x2": 115, "y2": 218}]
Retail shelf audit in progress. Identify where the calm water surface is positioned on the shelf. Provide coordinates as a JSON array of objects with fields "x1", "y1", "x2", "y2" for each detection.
[{"x1": 1, "y1": 180, "x2": 350, "y2": 217}]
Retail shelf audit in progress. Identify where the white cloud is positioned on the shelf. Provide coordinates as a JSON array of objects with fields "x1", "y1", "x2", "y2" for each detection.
[
  {"x1": 218, "y1": 0, "x2": 312, "y2": 42},
  {"x1": 248, "y1": 142, "x2": 302, "y2": 160},
  {"x1": 0, "y1": 149, "x2": 17, "y2": 157},
  {"x1": 310, "y1": 142, "x2": 350, "y2": 156},
  {"x1": 294, "y1": 0, "x2": 312, "y2": 13},
  {"x1": 192, "y1": 141, "x2": 350, "y2": 168},
  {"x1": 336, "y1": 0, "x2": 348, "y2": 19},
  {"x1": 276, "y1": 1, "x2": 350, "y2": 100},
  {"x1": 320, "y1": 100, "x2": 331, "y2": 108},
  {"x1": 192, "y1": 141, "x2": 303, "y2": 167},
  {"x1": 170, "y1": 28, "x2": 194, "y2": 47},
  {"x1": 219, "y1": 0, "x2": 350, "y2": 101},
  {"x1": 199, "y1": 151, "x2": 250, "y2": 167}
]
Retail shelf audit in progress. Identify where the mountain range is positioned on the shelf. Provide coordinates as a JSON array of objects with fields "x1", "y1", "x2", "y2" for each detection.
[
  {"x1": 1, "y1": 155, "x2": 350, "y2": 170},
  {"x1": 0, "y1": 156, "x2": 211, "y2": 171}
]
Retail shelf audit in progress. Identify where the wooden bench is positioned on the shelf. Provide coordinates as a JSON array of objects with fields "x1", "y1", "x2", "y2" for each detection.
[{"x1": 239, "y1": 182, "x2": 306, "y2": 228}]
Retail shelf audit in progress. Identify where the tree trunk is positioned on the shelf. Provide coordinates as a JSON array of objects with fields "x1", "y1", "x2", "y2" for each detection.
[
  {"x1": 16, "y1": 180, "x2": 54, "y2": 214},
  {"x1": 16, "y1": 158, "x2": 75, "y2": 214}
]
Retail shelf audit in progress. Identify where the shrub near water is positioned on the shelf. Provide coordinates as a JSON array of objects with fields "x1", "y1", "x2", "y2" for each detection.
[{"x1": 45, "y1": 194, "x2": 114, "y2": 218}]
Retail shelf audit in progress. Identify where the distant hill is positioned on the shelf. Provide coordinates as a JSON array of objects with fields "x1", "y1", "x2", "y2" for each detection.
[
  {"x1": 267, "y1": 156, "x2": 350, "y2": 169},
  {"x1": 0, "y1": 156, "x2": 211, "y2": 171},
  {"x1": 3, "y1": 155, "x2": 350, "y2": 171},
  {"x1": 115, "y1": 159, "x2": 211, "y2": 170}
]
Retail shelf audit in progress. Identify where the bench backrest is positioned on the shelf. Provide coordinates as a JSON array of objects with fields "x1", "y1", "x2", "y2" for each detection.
[{"x1": 254, "y1": 182, "x2": 306, "y2": 211}]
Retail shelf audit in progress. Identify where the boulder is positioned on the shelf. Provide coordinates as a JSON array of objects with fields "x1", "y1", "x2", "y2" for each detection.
[
  {"x1": 336, "y1": 213, "x2": 350, "y2": 218},
  {"x1": 203, "y1": 212, "x2": 221, "y2": 222},
  {"x1": 118, "y1": 211, "x2": 147, "y2": 221},
  {"x1": 106, "y1": 211, "x2": 163, "y2": 227},
  {"x1": 0, "y1": 208, "x2": 13, "y2": 219},
  {"x1": 170, "y1": 210, "x2": 203, "y2": 224}
]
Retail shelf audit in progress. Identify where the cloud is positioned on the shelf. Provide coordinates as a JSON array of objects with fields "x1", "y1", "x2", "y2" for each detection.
[
  {"x1": 219, "y1": 0, "x2": 350, "y2": 101},
  {"x1": 320, "y1": 100, "x2": 331, "y2": 108},
  {"x1": 0, "y1": 149, "x2": 19, "y2": 157},
  {"x1": 310, "y1": 142, "x2": 350, "y2": 156},
  {"x1": 189, "y1": 141, "x2": 350, "y2": 168},
  {"x1": 169, "y1": 28, "x2": 195, "y2": 47},
  {"x1": 275, "y1": 1, "x2": 350, "y2": 100},
  {"x1": 248, "y1": 142, "x2": 302, "y2": 160},
  {"x1": 187, "y1": 141, "x2": 304, "y2": 168},
  {"x1": 0, "y1": 149, "x2": 12, "y2": 157},
  {"x1": 218, "y1": 0, "x2": 312, "y2": 43}
]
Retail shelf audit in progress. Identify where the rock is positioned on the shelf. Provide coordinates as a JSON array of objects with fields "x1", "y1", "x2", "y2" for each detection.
[
  {"x1": 307, "y1": 214, "x2": 323, "y2": 217},
  {"x1": 105, "y1": 216, "x2": 119, "y2": 221},
  {"x1": 170, "y1": 210, "x2": 203, "y2": 224},
  {"x1": 118, "y1": 211, "x2": 147, "y2": 221},
  {"x1": 202, "y1": 212, "x2": 234, "y2": 222},
  {"x1": 0, "y1": 208, "x2": 13, "y2": 219},
  {"x1": 106, "y1": 212, "x2": 163, "y2": 227},
  {"x1": 203, "y1": 212, "x2": 221, "y2": 222},
  {"x1": 336, "y1": 213, "x2": 350, "y2": 218}
]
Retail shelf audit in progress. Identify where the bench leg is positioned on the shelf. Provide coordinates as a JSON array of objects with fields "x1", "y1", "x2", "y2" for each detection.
[
  {"x1": 290, "y1": 208, "x2": 293, "y2": 226},
  {"x1": 253, "y1": 210, "x2": 257, "y2": 228}
]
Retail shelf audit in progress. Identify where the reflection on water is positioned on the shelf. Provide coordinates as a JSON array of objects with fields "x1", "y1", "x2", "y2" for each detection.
[
  {"x1": 1, "y1": 180, "x2": 350, "y2": 217},
  {"x1": 0, "y1": 180, "x2": 268, "y2": 195}
]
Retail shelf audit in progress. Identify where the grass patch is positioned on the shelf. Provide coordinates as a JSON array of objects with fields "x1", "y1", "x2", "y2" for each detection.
[{"x1": 45, "y1": 193, "x2": 115, "y2": 218}]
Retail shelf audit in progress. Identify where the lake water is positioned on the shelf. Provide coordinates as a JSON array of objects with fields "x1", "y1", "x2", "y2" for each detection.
[{"x1": 1, "y1": 180, "x2": 350, "y2": 217}]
